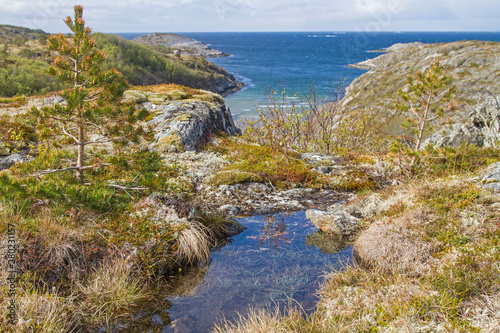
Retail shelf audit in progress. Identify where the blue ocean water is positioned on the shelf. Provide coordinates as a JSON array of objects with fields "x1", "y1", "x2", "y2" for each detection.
[{"x1": 120, "y1": 31, "x2": 500, "y2": 119}]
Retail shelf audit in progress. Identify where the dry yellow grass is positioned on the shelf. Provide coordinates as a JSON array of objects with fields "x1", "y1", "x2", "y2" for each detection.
[
  {"x1": 175, "y1": 221, "x2": 212, "y2": 265},
  {"x1": 77, "y1": 257, "x2": 148, "y2": 325}
]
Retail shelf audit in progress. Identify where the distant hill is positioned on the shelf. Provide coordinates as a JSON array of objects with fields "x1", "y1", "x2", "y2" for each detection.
[
  {"x1": 133, "y1": 33, "x2": 229, "y2": 58},
  {"x1": 0, "y1": 25, "x2": 243, "y2": 97},
  {"x1": 342, "y1": 40, "x2": 500, "y2": 134},
  {"x1": 0, "y1": 24, "x2": 48, "y2": 44}
]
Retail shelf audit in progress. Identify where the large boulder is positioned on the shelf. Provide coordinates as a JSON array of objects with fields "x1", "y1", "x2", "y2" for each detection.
[
  {"x1": 423, "y1": 123, "x2": 484, "y2": 148},
  {"x1": 149, "y1": 98, "x2": 240, "y2": 153},
  {"x1": 305, "y1": 209, "x2": 359, "y2": 239}
]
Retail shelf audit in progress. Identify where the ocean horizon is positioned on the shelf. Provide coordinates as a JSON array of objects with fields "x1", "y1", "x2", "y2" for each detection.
[{"x1": 118, "y1": 31, "x2": 500, "y2": 120}]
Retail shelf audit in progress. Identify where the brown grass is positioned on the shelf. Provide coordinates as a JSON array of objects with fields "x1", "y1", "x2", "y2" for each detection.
[
  {"x1": 175, "y1": 221, "x2": 212, "y2": 265},
  {"x1": 353, "y1": 207, "x2": 436, "y2": 276},
  {"x1": 77, "y1": 257, "x2": 148, "y2": 325},
  {"x1": 212, "y1": 306, "x2": 310, "y2": 333}
]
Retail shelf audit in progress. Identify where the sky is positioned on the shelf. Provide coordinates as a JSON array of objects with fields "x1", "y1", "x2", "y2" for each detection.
[{"x1": 0, "y1": 0, "x2": 499, "y2": 33}]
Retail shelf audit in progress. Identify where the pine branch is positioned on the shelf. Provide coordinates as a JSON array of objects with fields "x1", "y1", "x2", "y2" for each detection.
[{"x1": 32, "y1": 163, "x2": 110, "y2": 176}]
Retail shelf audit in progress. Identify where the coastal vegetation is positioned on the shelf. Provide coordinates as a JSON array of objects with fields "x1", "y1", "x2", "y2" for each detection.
[
  {"x1": 0, "y1": 23, "x2": 242, "y2": 99},
  {"x1": 1, "y1": 7, "x2": 500, "y2": 333}
]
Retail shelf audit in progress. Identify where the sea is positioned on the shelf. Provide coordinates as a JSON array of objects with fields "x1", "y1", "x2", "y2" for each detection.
[{"x1": 119, "y1": 31, "x2": 500, "y2": 121}]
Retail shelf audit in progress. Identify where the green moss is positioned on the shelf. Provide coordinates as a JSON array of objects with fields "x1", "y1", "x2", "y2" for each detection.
[
  {"x1": 208, "y1": 170, "x2": 263, "y2": 186},
  {"x1": 177, "y1": 113, "x2": 191, "y2": 122},
  {"x1": 210, "y1": 137, "x2": 320, "y2": 189},
  {"x1": 333, "y1": 169, "x2": 379, "y2": 192},
  {"x1": 157, "y1": 134, "x2": 184, "y2": 153},
  {"x1": 122, "y1": 90, "x2": 147, "y2": 103},
  {"x1": 168, "y1": 90, "x2": 188, "y2": 100}
]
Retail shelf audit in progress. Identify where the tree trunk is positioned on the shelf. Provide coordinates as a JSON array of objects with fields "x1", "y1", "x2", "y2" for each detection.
[{"x1": 75, "y1": 125, "x2": 85, "y2": 181}]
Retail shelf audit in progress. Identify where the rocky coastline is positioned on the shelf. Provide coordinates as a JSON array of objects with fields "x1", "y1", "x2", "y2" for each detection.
[{"x1": 133, "y1": 33, "x2": 229, "y2": 58}]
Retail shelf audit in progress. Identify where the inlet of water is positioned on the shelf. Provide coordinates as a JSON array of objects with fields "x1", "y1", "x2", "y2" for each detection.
[{"x1": 126, "y1": 211, "x2": 353, "y2": 332}]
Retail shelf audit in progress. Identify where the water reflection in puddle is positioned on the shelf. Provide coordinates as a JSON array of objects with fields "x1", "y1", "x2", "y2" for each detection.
[{"x1": 149, "y1": 211, "x2": 352, "y2": 332}]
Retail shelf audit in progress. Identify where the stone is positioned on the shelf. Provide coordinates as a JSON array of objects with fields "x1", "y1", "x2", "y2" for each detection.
[
  {"x1": 253, "y1": 205, "x2": 277, "y2": 215},
  {"x1": 305, "y1": 209, "x2": 359, "y2": 238},
  {"x1": 135, "y1": 194, "x2": 196, "y2": 226},
  {"x1": 422, "y1": 123, "x2": 484, "y2": 148},
  {"x1": 313, "y1": 166, "x2": 332, "y2": 174},
  {"x1": 0, "y1": 153, "x2": 27, "y2": 170},
  {"x1": 149, "y1": 99, "x2": 240, "y2": 152},
  {"x1": 219, "y1": 204, "x2": 240, "y2": 216},
  {"x1": 122, "y1": 90, "x2": 147, "y2": 104},
  {"x1": 479, "y1": 162, "x2": 500, "y2": 192},
  {"x1": 43, "y1": 95, "x2": 65, "y2": 105}
]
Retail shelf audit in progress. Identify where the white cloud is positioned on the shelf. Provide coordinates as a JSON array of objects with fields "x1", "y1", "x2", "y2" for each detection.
[{"x1": 0, "y1": 0, "x2": 498, "y2": 32}]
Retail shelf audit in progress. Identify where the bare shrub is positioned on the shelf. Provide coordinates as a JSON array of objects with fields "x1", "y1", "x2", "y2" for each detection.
[{"x1": 242, "y1": 81, "x2": 386, "y2": 155}]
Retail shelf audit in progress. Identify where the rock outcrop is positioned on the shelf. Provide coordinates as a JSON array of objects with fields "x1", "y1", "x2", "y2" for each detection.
[
  {"x1": 145, "y1": 93, "x2": 240, "y2": 153},
  {"x1": 344, "y1": 41, "x2": 500, "y2": 135},
  {"x1": 0, "y1": 153, "x2": 28, "y2": 170},
  {"x1": 478, "y1": 161, "x2": 500, "y2": 192},
  {"x1": 422, "y1": 94, "x2": 500, "y2": 148}
]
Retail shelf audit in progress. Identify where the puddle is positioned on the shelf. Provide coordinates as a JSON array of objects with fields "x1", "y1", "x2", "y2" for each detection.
[{"x1": 127, "y1": 211, "x2": 353, "y2": 332}]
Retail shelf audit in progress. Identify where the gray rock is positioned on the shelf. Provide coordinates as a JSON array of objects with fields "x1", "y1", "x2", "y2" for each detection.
[
  {"x1": 313, "y1": 166, "x2": 332, "y2": 174},
  {"x1": 471, "y1": 94, "x2": 500, "y2": 148},
  {"x1": 0, "y1": 153, "x2": 27, "y2": 170},
  {"x1": 149, "y1": 99, "x2": 240, "y2": 153},
  {"x1": 423, "y1": 94, "x2": 500, "y2": 149},
  {"x1": 219, "y1": 204, "x2": 240, "y2": 216},
  {"x1": 479, "y1": 162, "x2": 500, "y2": 192},
  {"x1": 247, "y1": 182, "x2": 272, "y2": 193},
  {"x1": 305, "y1": 209, "x2": 359, "y2": 238},
  {"x1": 43, "y1": 95, "x2": 65, "y2": 105},
  {"x1": 300, "y1": 153, "x2": 344, "y2": 165},
  {"x1": 253, "y1": 205, "x2": 277, "y2": 215},
  {"x1": 136, "y1": 194, "x2": 196, "y2": 226},
  {"x1": 423, "y1": 123, "x2": 484, "y2": 148}
]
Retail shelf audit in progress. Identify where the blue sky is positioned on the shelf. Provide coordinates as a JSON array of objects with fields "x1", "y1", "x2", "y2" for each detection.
[{"x1": 1, "y1": 0, "x2": 499, "y2": 33}]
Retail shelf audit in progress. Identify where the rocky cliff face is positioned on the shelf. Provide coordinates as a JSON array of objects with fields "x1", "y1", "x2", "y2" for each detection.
[
  {"x1": 122, "y1": 87, "x2": 240, "y2": 152},
  {"x1": 344, "y1": 41, "x2": 500, "y2": 135}
]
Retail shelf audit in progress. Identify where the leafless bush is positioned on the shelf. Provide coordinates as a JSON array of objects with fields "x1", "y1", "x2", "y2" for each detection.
[{"x1": 242, "y1": 79, "x2": 386, "y2": 155}]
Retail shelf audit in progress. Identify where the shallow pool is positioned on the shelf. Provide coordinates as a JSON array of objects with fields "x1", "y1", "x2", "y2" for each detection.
[{"x1": 128, "y1": 211, "x2": 353, "y2": 332}]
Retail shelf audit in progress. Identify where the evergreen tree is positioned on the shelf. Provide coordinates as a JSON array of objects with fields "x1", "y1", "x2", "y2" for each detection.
[
  {"x1": 396, "y1": 61, "x2": 456, "y2": 153},
  {"x1": 33, "y1": 5, "x2": 127, "y2": 181}
]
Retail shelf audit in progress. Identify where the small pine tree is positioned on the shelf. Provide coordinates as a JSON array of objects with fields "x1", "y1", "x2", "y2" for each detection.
[
  {"x1": 396, "y1": 60, "x2": 456, "y2": 153},
  {"x1": 33, "y1": 5, "x2": 127, "y2": 181}
]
